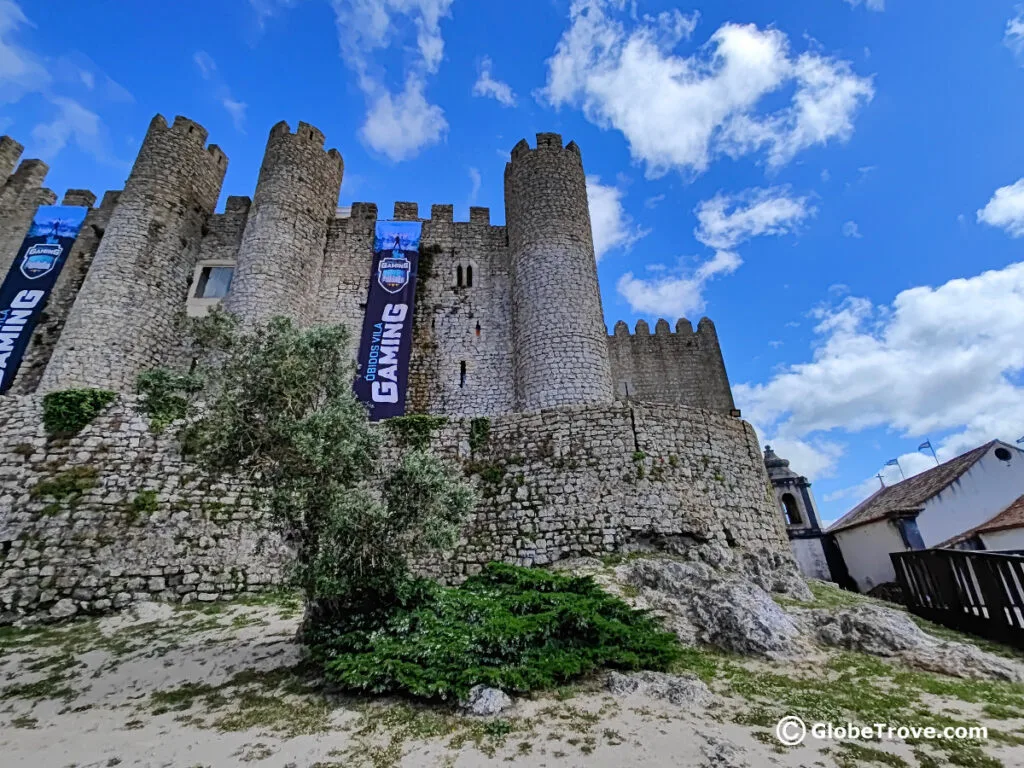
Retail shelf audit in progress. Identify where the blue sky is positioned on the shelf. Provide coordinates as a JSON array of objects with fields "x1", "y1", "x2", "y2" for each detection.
[{"x1": 3, "y1": 0, "x2": 1024, "y2": 524}]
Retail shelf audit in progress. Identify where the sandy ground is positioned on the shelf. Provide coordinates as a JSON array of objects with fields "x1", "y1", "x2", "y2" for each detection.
[{"x1": 1, "y1": 595, "x2": 1022, "y2": 768}]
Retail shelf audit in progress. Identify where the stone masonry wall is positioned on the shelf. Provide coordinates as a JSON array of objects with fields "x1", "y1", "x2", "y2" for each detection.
[
  {"x1": 224, "y1": 122, "x2": 344, "y2": 329},
  {"x1": 0, "y1": 394, "x2": 789, "y2": 621},
  {"x1": 607, "y1": 318, "x2": 737, "y2": 413},
  {"x1": 0, "y1": 395, "x2": 289, "y2": 623},
  {"x1": 0, "y1": 137, "x2": 56, "y2": 278},
  {"x1": 39, "y1": 116, "x2": 228, "y2": 393},
  {"x1": 504, "y1": 133, "x2": 614, "y2": 412}
]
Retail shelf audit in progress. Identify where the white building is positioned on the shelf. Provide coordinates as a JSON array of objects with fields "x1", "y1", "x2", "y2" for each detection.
[
  {"x1": 826, "y1": 440, "x2": 1024, "y2": 593},
  {"x1": 939, "y1": 494, "x2": 1024, "y2": 551},
  {"x1": 763, "y1": 446, "x2": 833, "y2": 581}
]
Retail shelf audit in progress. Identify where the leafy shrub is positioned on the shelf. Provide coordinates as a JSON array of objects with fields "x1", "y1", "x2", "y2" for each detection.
[
  {"x1": 309, "y1": 562, "x2": 681, "y2": 701},
  {"x1": 175, "y1": 313, "x2": 476, "y2": 609},
  {"x1": 41, "y1": 389, "x2": 116, "y2": 436}
]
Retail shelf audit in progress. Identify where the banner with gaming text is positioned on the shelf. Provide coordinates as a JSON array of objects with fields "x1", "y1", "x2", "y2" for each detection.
[
  {"x1": 353, "y1": 221, "x2": 421, "y2": 421},
  {"x1": 0, "y1": 205, "x2": 88, "y2": 394}
]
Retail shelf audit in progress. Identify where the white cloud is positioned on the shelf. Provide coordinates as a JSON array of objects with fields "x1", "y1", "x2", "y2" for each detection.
[
  {"x1": 644, "y1": 193, "x2": 665, "y2": 208},
  {"x1": 694, "y1": 187, "x2": 815, "y2": 250},
  {"x1": 842, "y1": 220, "x2": 862, "y2": 238},
  {"x1": 29, "y1": 96, "x2": 104, "y2": 160},
  {"x1": 541, "y1": 1, "x2": 873, "y2": 178},
  {"x1": 735, "y1": 262, "x2": 1024, "y2": 509},
  {"x1": 194, "y1": 51, "x2": 248, "y2": 132},
  {"x1": 978, "y1": 178, "x2": 1024, "y2": 237},
  {"x1": 618, "y1": 187, "x2": 812, "y2": 318},
  {"x1": 329, "y1": 0, "x2": 453, "y2": 160},
  {"x1": 468, "y1": 166, "x2": 481, "y2": 203},
  {"x1": 360, "y1": 75, "x2": 447, "y2": 161},
  {"x1": 1006, "y1": 8, "x2": 1024, "y2": 58},
  {"x1": 842, "y1": 0, "x2": 885, "y2": 11},
  {"x1": 586, "y1": 175, "x2": 648, "y2": 260},
  {"x1": 473, "y1": 56, "x2": 516, "y2": 107},
  {"x1": 0, "y1": 0, "x2": 50, "y2": 104},
  {"x1": 764, "y1": 436, "x2": 845, "y2": 481}
]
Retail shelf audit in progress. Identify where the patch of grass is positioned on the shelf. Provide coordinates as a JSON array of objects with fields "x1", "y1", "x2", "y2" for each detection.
[
  {"x1": 312, "y1": 563, "x2": 681, "y2": 701},
  {"x1": 213, "y1": 691, "x2": 331, "y2": 737},
  {"x1": 830, "y1": 742, "x2": 909, "y2": 767},
  {"x1": 10, "y1": 715, "x2": 39, "y2": 729},
  {"x1": 1, "y1": 673, "x2": 77, "y2": 703},
  {"x1": 721, "y1": 651, "x2": 1013, "y2": 768}
]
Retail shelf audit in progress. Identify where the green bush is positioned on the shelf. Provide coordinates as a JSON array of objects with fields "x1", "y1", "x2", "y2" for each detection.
[
  {"x1": 41, "y1": 389, "x2": 116, "y2": 436},
  {"x1": 178, "y1": 314, "x2": 476, "y2": 607},
  {"x1": 309, "y1": 562, "x2": 681, "y2": 701},
  {"x1": 136, "y1": 369, "x2": 203, "y2": 433}
]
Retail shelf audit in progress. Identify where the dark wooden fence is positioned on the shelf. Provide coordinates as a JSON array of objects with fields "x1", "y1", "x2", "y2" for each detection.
[{"x1": 891, "y1": 548, "x2": 1024, "y2": 649}]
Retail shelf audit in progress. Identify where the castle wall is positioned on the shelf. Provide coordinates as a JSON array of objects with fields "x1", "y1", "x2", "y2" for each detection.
[
  {"x1": 224, "y1": 122, "x2": 343, "y2": 328},
  {"x1": 0, "y1": 396, "x2": 788, "y2": 621},
  {"x1": 608, "y1": 318, "x2": 737, "y2": 413},
  {"x1": 39, "y1": 116, "x2": 227, "y2": 393},
  {"x1": 11, "y1": 191, "x2": 121, "y2": 395},
  {"x1": 317, "y1": 203, "x2": 377, "y2": 348},
  {"x1": 409, "y1": 204, "x2": 515, "y2": 416},
  {"x1": 196, "y1": 195, "x2": 251, "y2": 265},
  {"x1": 0, "y1": 137, "x2": 56, "y2": 277}
]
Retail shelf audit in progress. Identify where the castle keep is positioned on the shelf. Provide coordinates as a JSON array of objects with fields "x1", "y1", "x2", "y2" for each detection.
[
  {"x1": 0, "y1": 116, "x2": 791, "y2": 622},
  {"x1": 0, "y1": 116, "x2": 735, "y2": 414}
]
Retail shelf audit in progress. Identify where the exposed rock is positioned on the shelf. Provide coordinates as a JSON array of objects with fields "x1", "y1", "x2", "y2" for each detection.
[
  {"x1": 621, "y1": 558, "x2": 806, "y2": 658},
  {"x1": 798, "y1": 604, "x2": 1024, "y2": 682},
  {"x1": 700, "y1": 734, "x2": 748, "y2": 768},
  {"x1": 461, "y1": 685, "x2": 512, "y2": 716},
  {"x1": 606, "y1": 670, "x2": 713, "y2": 707},
  {"x1": 48, "y1": 598, "x2": 77, "y2": 619}
]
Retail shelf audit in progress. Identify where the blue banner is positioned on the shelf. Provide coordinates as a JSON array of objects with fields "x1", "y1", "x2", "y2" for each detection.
[
  {"x1": 353, "y1": 221, "x2": 421, "y2": 421},
  {"x1": 0, "y1": 205, "x2": 88, "y2": 393}
]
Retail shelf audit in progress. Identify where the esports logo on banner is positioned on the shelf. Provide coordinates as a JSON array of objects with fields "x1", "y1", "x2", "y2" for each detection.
[
  {"x1": 0, "y1": 206, "x2": 88, "y2": 394},
  {"x1": 353, "y1": 221, "x2": 421, "y2": 421}
]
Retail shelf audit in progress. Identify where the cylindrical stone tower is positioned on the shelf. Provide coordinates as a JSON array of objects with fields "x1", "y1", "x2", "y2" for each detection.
[
  {"x1": 40, "y1": 115, "x2": 227, "y2": 392},
  {"x1": 223, "y1": 121, "x2": 343, "y2": 328},
  {"x1": 504, "y1": 133, "x2": 614, "y2": 412}
]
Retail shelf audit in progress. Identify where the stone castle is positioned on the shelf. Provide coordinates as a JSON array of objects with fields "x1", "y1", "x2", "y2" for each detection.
[
  {"x1": 0, "y1": 115, "x2": 793, "y2": 622},
  {"x1": 0, "y1": 115, "x2": 734, "y2": 415}
]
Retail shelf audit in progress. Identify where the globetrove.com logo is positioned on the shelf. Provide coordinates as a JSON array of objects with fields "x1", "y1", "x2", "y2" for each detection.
[{"x1": 775, "y1": 716, "x2": 988, "y2": 746}]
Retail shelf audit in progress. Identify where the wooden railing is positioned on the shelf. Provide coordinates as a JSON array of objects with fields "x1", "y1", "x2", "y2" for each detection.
[{"x1": 891, "y1": 548, "x2": 1024, "y2": 649}]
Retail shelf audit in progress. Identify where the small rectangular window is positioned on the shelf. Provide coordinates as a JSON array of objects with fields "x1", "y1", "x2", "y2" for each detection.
[{"x1": 194, "y1": 266, "x2": 234, "y2": 298}]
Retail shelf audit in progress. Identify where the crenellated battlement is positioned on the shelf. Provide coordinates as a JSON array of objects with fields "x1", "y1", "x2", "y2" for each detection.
[
  {"x1": 611, "y1": 317, "x2": 716, "y2": 339},
  {"x1": 506, "y1": 133, "x2": 583, "y2": 170},
  {"x1": 61, "y1": 189, "x2": 97, "y2": 208},
  {"x1": 2, "y1": 113, "x2": 737, "y2": 420}
]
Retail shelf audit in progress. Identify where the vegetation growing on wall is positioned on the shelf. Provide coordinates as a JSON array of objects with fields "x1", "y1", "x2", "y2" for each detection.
[
  {"x1": 136, "y1": 369, "x2": 202, "y2": 433},
  {"x1": 384, "y1": 414, "x2": 448, "y2": 451},
  {"x1": 41, "y1": 389, "x2": 116, "y2": 436},
  {"x1": 469, "y1": 417, "x2": 490, "y2": 455},
  {"x1": 29, "y1": 466, "x2": 99, "y2": 504}
]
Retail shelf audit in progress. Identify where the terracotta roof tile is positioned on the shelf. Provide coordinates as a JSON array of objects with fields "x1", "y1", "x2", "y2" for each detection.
[{"x1": 827, "y1": 441, "x2": 999, "y2": 534}]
